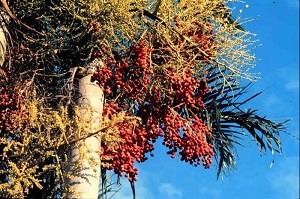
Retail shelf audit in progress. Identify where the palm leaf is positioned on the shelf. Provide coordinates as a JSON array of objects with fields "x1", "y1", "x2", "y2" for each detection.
[{"x1": 200, "y1": 69, "x2": 288, "y2": 178}]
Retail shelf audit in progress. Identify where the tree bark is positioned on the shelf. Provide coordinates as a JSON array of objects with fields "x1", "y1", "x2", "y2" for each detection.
[
  {"x1": 66, "y1": 69, "x2": 104, "y2": 199},
  {"x1": 0, "y1": 10, "x2": 8, "y2": 68}
]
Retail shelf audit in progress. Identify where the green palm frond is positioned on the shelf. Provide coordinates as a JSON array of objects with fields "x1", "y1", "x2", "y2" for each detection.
[{"x1": 201, "y1": 69, "x2": 288, "y2": 178}]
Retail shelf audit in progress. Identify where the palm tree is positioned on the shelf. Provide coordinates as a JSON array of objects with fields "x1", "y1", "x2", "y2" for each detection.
[{"x1": 0, "y1": 1, "x2": 287, "y2": 198}]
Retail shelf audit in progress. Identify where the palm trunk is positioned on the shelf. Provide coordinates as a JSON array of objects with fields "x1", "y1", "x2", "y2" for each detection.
[
  {"x1": 66, "y1": 69, "x2": 104, "y2": 198},
  {"x1": 0, "y1": 11, "x2": 8, "y2": 70}
]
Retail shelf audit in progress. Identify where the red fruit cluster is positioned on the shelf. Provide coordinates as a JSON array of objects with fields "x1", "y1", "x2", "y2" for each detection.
[
  {"x1": 93, "y1": 64, "x2": 112, "y2": 93},
  {"x1": 174, "y1": 18, "x2": 216, "y2": 63},
  {"x1": 187, "y1": 22, "x2": 214, "y2": 62},
  {"x1": 0, "y1": 87, "x2": 27, "y2": 131},
  {"x1": 101, "y1": 103, "x2": 158, "y2": 182},
  {"x1": 90, "y1": 22, "x2": 101, "y2": 34},
  {"x1": 180, "y1": 114, "x2": 214, "y2": 168},
  {"x1": 93, "y1": 25, "x2": 216, "y2": 180}
]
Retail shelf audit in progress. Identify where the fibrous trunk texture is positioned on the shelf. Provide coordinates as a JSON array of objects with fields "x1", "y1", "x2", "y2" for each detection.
[
  {"x1": 67, "y1": 70, "x2": 104, "y2": 198},
  {"x1": 0, "y1": 11, "x2": 8, "y2": 68}
]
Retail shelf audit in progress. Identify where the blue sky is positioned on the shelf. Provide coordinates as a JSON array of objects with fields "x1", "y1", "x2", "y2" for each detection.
[{"x1": 110, "y1": 1, "x2": 299, "y2": 198}]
